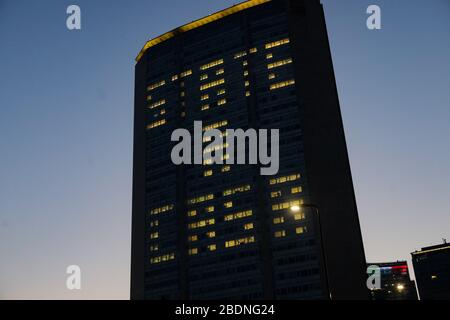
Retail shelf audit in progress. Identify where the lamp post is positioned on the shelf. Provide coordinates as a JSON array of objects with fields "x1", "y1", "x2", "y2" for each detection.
[{"x1": 291, "y1": 203, "x2": 332, "y2": 300}]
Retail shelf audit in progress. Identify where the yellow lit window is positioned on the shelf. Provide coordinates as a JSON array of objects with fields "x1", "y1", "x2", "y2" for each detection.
[
  {"x1": 270, "y1": 191, "x2": 282, "y2": 198},
  {"x1": 188, "y1": 218, "x2": 215, "y2": 229},
  {"x1": 274, "y1": 230, "x2": 286, "y2": 238},
  {"x1": 147, "y1": 80, "x2": 166, "y2": 91},
  {"x1": 265, "y1": 38, "x2": 290, "y2": 49},
  {"x1": 250, "y1": 47, "x2": 258, "y2": 54},
  {"x1": 244, "y1": 223, "x2": 254, "y2": 230},
  {"x1": 150, "y1": 204, "x2": 174, "y2": 215},
  {"x1": 150, "y1": 220, "x2": 159, "y2": 227},
  {"x1": 200, "y1": 74, "x2": 208, "y2": 81},
  {"x1": 268, "y1": 73, "x2": 276, "y2": 80},
  {"x1": 223, "y1": 185, "x2": 251, "y2": 196},
  {"x1": 187, "y1": 210, "x2": 197, "y2": 217},
  {"x1": 244, "y1": 70, "x2": 249, "y2": 77},
  {"x1": 273, "y1": 217, "x2": 285, "y2": 224},
  {"x1": 187, "y1": 194, "x2": 214, "y2": 205},
  {"x1": 243, "y1": 60, "x2": 248, "y2": 66},
  {"x1": 200, "y1": 78, "x2": 225, "y2": 91},
  {"x1": 234, "y1": 51, "x2": 247, "y2": 59},
  {"x1": 294, "y1": 212, "x2": 306, "y2": 221},
  {"x1": 150, "y1": 245, "x2": 158, "y2": 252},
  {"x1": 147, "y1": 95, "x2": 152, "y2": 101},
  {"x1": 208, "y1": 244, "x2": 217, "y2": 251},
  {"x1": 189, "y1": 248, "x2": 198, "y2": 255},
  {"x1": 222, "y1": 165, "x2": 231, "y2": 172},
  {"x1": 224, "y1": 210, "x2": 253, "y2": 222},
  {"x1": 217, "y1": 99, "x2": 227, "y2": 106},
  {"x1": 266, "y1": 53, "x2": 273, "y2": 59},
  {"x1": 205, "y1": 206, "x2": 215, "y2": 213},
  {"x1": 172, "y1": 75, "x2": 178, "y2": 81},
  {"x1": 224, "y1": 201, "x2": 233, "y2": 208},
  {"x1": 291, "y1": 186, "x2": 302, "y2": 194},
  {"x1": 150, "y1": 232, "x2": 159, "y2": 239},
  {"x1": 180, "y1": 70, "x2": 192, "y2": 78},
  {"x1": 296, "y1": 226, "x2": 307, "y2": 234},
  {"x1": 225, "y1": 236, "x2": 255, "y2": 248},
  {"x1": 201, "y1": 104, "x2": 210, "y2": 111},
  {"x1": 150, "y1": 253, "x2": 175, "y2": 264},
  {"x1": 269, "y1": 174, "x2": 301, "y2": 185},
  {"x1": 246, "y1": 91, "x2": 251, "y2": 97},
  {"x1": 160, "y1": 109, "x2": 166, "y2": 115},
  {"x1": 217, "y1": 89, "x2": 226, "y2": 96},
  {"x1": 200, "y1": 59, "x2": 224, "y2": 71},
  {"x1": 204, "y1": 170, "x2": 213, "y2": 177},
  {"x1": 268, "y1": 58, "x2": 293, "y2": 70},
  {"x1": 272, "y1": 200, "x2": 303, "y2": 211},
  {"x1": 206, "y1": 231, "x2": 216, "y2": 238},
  {"x1": 216, "y1": 68, "x2": 225, "y2": 75},
  {"x1": 270, "y1": 79, "x2": 295, "y2": 90},
  {"x1": 188, "y1": 235, "x2": 198, "y2": 242},
  {"x1": 201, "y1": 94, "x2": 209, "y2": 101},
  {"x1": 203, "y1": 120, "x2": 228, "y2": 132},
  {"x1": 147, "y1": 119, "x2": 166, "y2": 130}
]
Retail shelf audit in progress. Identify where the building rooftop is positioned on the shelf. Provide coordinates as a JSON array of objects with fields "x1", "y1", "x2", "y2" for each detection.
[
  {"x1": 412, "y1": 242, "x2": 450, "y2": 256},
  {"x1": 135, "y1": 0, "x2": 272, "y2": 62}
]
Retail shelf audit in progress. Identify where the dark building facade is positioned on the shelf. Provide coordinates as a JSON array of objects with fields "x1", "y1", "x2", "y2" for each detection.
[
  {"x1": 412, "y1": 242, "x2": 450, "y2": 300},
  {"x1": 367, "y1": 261, "x2": 418, "y2": 300},
  {"x1": 131, "y1": 0, "x2": 367, "y2": 300}
]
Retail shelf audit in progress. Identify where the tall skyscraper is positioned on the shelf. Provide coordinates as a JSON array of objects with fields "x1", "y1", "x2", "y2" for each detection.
[
  {"x1": 412, "y1": 242, "x2": 450, "y2": 300},
  {"x1": 131, "y1": 0, "x2": 367, "y2": 300}
]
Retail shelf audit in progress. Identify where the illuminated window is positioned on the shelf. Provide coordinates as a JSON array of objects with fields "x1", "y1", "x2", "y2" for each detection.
[
  {"x1": 205, "y1": 206, "x2": 215, "y2": 213},
  {"x1": 216, "y1": 68, "x2": 225, "y2": 75},
  {"x1": 272, "y1": 200, "x2": 303, "y2": 211},
  {"x1": 147, "y1": 119, "x2": 166, "y2": 130},
  {"x1": 269, "y1": 174, "x2": 300, "y2": 185},
  {"x1": 244, "y1": 223, "x2": 254, "y2": 230},
  {"x1": 244, "y1": 70, "x2": 249, "y2": 77},
  {"x1": 187, "y1": 194, "x2": 214, "y2": 205},
  {"x1": 224, "y1": 210, "x2": 253, "y2": 222},
  {"x1": 266, "y1": 53, "x2": 273, "y2": 59},
  {"x1": 150, "y1": 232, "x2": 159, "y2": 239},
  {"x1": 188, "y1": 218, "x2": 215, "y2": 229},
  {"x1": 265, "y1": 38, "x2": 290, "y2": 49},
  {"x1": 291, "y1": 186, "x2": 302, "y2": 194},
  {"x1": 180, "y1": 70, "x2": 192, "y2": 78},
  {"x1": 224, "y1": 201, "x2": 233, "y2": 209},
  {"x1": 172, "y1": 75, "x2": 178, "y2": 81},
  {"x1": 246, "y1": 91, "x2": 251, "y2": 97},
  {"x1": 270, "y1": 191, "x2": 282, "y2": 198},
  {"x1": 243, "y1": 60, "x2": 248, "y2": 67},
  {"x1": 150, "y1": 220, "x2": 159, "y2": 227},
  {"x1": 208, "y1": 244, "x2": 217, "y2": 251},
  {"x1": 223, "y1": 185, "x2": 251, "y2": 196},
  {"x1": 160, "y1": 109, "x2": 166, "y2": 115},
  {"x1": 217, "y1": 89, "x2": 226, "y2": 96},
  {"x1": 274, "y1": 230, "x2": 286, "y2": 238},
  {"x1": 200, "y1": 78, "x2": 225, "y2": 91},
  {"x1": 188, "y1": 248, "x2": 198, "y2": 255},
  {"x1": 250, "y1": 47, "x2": 258, "y2": 53},
  {"x1": 187, "y1": 210, "x2": 197, "y2": 217},
  {"x1": 150, "y1": 245, "x2": 158, "y2": 252},
  {"x1": 200, "y1": 74, "x2": 208, "y2": 81},
  {"x1": 270, "y1": 79, "x2": 295, "y2": 90},
  {"x1": 268, "y1": 58, "x2": 293, "y2": 70},
  {"x1": 150, "y1": 253, "x2": 175, "y2": 264},
  {"x1": 147, "y1": 95, "x2": 152, "y2": 101},
  {"x1": 296, "y1": 226, "x2": 307, "y2": 234},
  {"x1": 245, "y1": 81, "x2": 250, "y2": 87},
  {"x1": 225, "y1": 236, "x2": 255, "y2": 248},
  {"x1": 201, "y1": 104, "x2": 210, "y2": 111},
  {"x1": 203, "y1": 120, "x2": 228, "y2": 132},
  {"x1": 150, "y1": 204, "x2": 174, "y2": 215},
  {"x1": 200, "y1": 59, "x2": 224, "y2": 71},
  {"x1": 294, "y1": 212, "x2": 306, "y2": 221},
  {"x1": 206, "y1": 231, "x2": 216, "y2": 238},
  {"x1": 222, "y1": 165, "x2": 231, "y2": 173},
  {"x1": 273, "y1": 217, "x2": 285, "y2": 224},
  {"x1": 147, "y1": 80, "x2": 166, "y2": 91},
  {"x1": 180, "y1": 91, "x2": 185, "y2": 97},
  {"x1": 234, "y1": 51, "x2": 247, "y2": 59},
  {"x1": 201, "y1": 94, "x2": 209, "y2": 101},
  {"x1": 204, "y1": 170, "x2": 213, "y2": 177},
  {"x1": 268, "y1": 73, "x2": 276, "y2": 80},
  {"x1": 188, "y1": 235, "x2": 198, "y2": 242},
  {"x1": 217, "y1": 99, "x2": 227, "y2": 106}
]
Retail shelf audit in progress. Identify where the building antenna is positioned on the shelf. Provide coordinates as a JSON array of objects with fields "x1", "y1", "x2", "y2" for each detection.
[{"x1": 443, "y1": 238, "x2": 447, "y2": 244}]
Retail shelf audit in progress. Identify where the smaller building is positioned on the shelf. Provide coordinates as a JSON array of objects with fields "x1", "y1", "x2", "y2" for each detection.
[
  {"x1": 412, "y1": 242, "x2": 450, "y2": 300},
  {"x1": 367, "y1": 261, "x2": 418, "y2": 300}
]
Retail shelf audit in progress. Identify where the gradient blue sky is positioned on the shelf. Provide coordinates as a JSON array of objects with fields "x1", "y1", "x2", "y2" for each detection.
[{"x1": 0, "y1": 0, "x2": 449, "y2": 299}]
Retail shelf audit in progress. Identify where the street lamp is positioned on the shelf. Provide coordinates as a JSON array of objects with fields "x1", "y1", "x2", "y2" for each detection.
[{"x1": 290, "y1": 203, "x2": 332, "y2": 300}]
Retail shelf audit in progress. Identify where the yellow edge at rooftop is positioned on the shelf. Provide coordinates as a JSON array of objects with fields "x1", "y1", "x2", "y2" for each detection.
[
  {"x1": 136, "y1": 0, "x2": 272, "y2": 62},
  {"x1": 412, "y1": 245, "x2": 450, "y2": 255}
]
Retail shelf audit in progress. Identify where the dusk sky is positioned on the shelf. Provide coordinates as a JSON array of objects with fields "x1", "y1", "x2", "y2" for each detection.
[{"x1": 0, "y1": 0, "x2": 449, "y2": 299}]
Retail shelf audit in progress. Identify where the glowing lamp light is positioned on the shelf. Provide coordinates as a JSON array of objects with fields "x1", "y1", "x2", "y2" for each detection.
[
  {"x1": 290, "y1": 205, "x2": 301, "y2": 212},
  {"x1": 396, "y1": 284, "x2": 405, "y2": 291}
]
